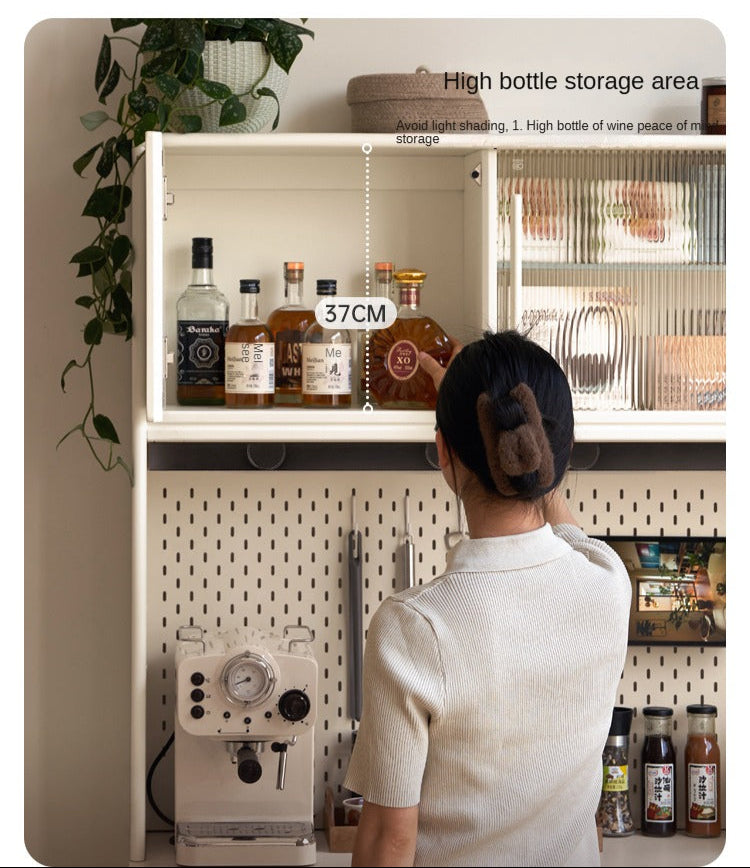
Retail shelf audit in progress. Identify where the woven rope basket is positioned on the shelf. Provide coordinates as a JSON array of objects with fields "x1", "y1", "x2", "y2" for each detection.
[
  {"x1": 346, "y1": 68, "x2": 489, "y2": 133},
  {"x1": 176, "y1": 41, "x2": 289, "y2": 133}
]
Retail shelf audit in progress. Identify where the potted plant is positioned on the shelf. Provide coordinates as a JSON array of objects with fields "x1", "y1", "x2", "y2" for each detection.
[{"x1": 61, "y1": 18, "x2": 313, "y2": 482}]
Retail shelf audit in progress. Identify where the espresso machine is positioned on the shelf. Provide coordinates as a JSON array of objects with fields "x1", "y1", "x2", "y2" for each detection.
[{"x1": 173, "y1": 624, "x2": 317, "y2": 866}]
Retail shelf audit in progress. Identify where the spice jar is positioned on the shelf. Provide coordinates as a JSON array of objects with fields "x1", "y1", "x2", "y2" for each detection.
[
  {"x1": 701, "y1": 77, "x2": 726, "y2": 135},
  {"x1": 685, "y1": 704, "x2": 721, "y2": 837},
  {"x1": 596, "y1": 707, "x2": 635, "y2": 836},
  {"x1": 641, "y1": 707, "x2": 676, "y2": 836}
]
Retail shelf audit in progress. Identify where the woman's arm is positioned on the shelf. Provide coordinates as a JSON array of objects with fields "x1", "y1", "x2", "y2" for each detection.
[{"x1": 351, "y1": 800, "x2": 419, "y2": 867}]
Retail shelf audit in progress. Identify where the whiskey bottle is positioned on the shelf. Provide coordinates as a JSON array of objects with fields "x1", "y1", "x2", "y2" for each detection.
[
  {"x1": 365, "y1": 269, "x2": 452, "y2": 409},
  {"x1": 224, "y1": 279, "x2": 274, "y2": 408},
  {"x1": 176, "y1": 237, "x2": 229, "y2": 405},
  {"x1": 267, "y1": 262, "x2": 314, "y2": 405},
  {"x1": 302, "y1": 280, "x2": 352, "y2": 407}
]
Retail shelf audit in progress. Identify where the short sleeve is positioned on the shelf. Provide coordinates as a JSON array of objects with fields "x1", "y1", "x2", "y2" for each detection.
[{"x1": 343, "y1": 597, "x2": 444, "y2": 808}]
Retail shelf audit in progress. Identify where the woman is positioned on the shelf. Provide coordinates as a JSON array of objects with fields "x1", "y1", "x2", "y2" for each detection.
[{"x1": 344, "y1": 331, "x2": 631, "y2": 867}]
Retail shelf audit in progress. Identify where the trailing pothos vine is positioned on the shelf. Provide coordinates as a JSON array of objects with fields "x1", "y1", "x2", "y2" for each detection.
[{"x1": 61, "y1": 18, "x2": 313, "y2": 484}]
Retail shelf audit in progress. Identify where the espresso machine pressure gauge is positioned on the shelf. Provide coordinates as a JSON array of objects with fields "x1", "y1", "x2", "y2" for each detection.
[{"x1": 221, "y1": 652, "x2": 276, "y2": 705}]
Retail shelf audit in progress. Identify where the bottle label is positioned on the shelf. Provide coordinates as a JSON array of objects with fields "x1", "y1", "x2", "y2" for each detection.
[
  {"x1": 602, "y1": 764, "x2": 629, "y2": 792},
  {"x1": 275, "y1": 329, "x2": 305, "y2": 391},
  {"x1": 302, "y1": 344, "x2": 352, "y2": 395},
  {"x1": 645, "y1": 763, "x2": 674, "y2": 822},
  {"x1": 688, "y1": 763, "x2": 718, "y2": 822},
  {"x1": 225, "y1": 342, "x2": 274, "y2": 395},
  {"x1": 387, "y1": 339, "x2": 420, "y2": 381},
  {"x1": 706, "y1": 94, "x2": 726, "y2": 126},
  {"x1": 177, "y1": 320, "x2": 227, "y2": 386}
]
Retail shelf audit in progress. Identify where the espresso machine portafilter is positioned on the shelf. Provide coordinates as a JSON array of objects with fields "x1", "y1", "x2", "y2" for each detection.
[{"x1": 174, "y1": 625, "x2": 317, "y2": 866}]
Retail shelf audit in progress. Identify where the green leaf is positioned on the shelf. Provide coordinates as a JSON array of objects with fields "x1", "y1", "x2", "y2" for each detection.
[
  {"x1": 174, "y1": 19, "x2": 205, "y2": 54},
  {"x1": 219, "y1": 95, "x2": 246, "y2": 127},
  {"x1": 83, "y1": 318, "x2": 104, "y2": 346},
  {"x1": 132, "y1": 112, "x2": 158, "y2": 147},
  {"x1": 266, "y1": 27, "x2": 304, "y2": 74},
  {"x1": 179, "y1": 114, "x2": 202, "y2": 133},
  {"x1": 80, "y1": 110, "x2": 109, "y2": 131},
  {"x1": 196, "y1": 78, "x2": 232, "y2": 100},
  {"x1": 98, "y1": 60, "x2": 121, "y2": 104},
  {"x1": 119, "y1": 269, "x2": 132, "y2": 297},
  {"x1": 82, "y1": 184, "x2": 132, "y2": 221},
  {"x1": 140, "y1": 48, "x2": 179, "y2": 80},
  {"x1": 128, "y1": 89, "x2": 159, "y2": 118},
  {"x1": 155, "y1": 73, "x2": 181, "y2": 100},
  {"x1": 75, "y1": 296, "x2": 96, "y2": 308},
  {"x1": 73, "y1": 144, "x2": 101, "y2": 176},
  {"x1": 174, "y1": 49, "x2": 202, "y2": 86},
  {"x1": 110, "y1": 235, "x2": 132, "y2": 271},
  {"x1": 93, "y1": 413, "x2": 120, "y2": 444},
  {"x1": 256, "y1": 87, "x2": 281, "y2": 129},
  {"x1": 140, "y1": 20, "x2": 174, "y2": 52},
  {"x1": 60, "y1": 359, "x2": 80, "y2": 392},
  {"x1": 115, "y1": 136, "x2": 132, "y2": 166},
  {"x1": 95, "y1": 35, "x2": 111, "y2": 92},
  {"x1": 95, "y1": 137, "x2": 116, "y2": 179},
  {"x1": 71, "y1": 245, "x2": 107, "y2": 265}
]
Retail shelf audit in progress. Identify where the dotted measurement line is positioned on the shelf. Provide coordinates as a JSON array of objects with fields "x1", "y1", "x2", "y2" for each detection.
[{"x1": 362, "y1": 142, "x2": 373, "y2": 413}]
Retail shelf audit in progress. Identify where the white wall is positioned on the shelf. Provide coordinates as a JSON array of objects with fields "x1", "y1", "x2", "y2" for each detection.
[{"x1": 24, "y1": 17, "x2": 725, "y2": 867}]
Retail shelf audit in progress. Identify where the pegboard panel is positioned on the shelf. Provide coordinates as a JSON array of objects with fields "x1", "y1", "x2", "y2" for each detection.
[{"x1": 145, "y1": 469, "x2": 725, "y2": 831}]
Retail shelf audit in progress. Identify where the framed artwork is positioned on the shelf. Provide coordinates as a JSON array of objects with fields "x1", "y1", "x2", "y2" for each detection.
[{"x1": 601, "y1": 536, "x2": 726, "y2": 646}]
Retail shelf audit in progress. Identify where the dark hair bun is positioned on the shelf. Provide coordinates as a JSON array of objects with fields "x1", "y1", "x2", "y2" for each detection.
[{"x1": 435, "y1": 331, "x2": 574, "y2": 501}]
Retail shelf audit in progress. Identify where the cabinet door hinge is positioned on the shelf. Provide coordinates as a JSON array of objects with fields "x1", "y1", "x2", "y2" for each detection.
[
  {"x1": 163, "y1": 175, "x2": 174, "y2": 220},
  {"x1": 471, "y1": 164, "x2": 482, "y2": 186},
  {"x1": 164, "y1": 336, "x2": 174, "y2": 380}
]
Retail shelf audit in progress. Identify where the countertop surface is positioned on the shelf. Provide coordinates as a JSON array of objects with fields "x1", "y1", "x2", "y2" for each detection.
[{"x1": 134, "y1": 830, "x2": 726, "y2": 867}]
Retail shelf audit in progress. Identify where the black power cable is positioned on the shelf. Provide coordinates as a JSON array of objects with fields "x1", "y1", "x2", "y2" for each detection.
[{"x1": 146, "y1": 731, "x2": 175, "y2": 827}]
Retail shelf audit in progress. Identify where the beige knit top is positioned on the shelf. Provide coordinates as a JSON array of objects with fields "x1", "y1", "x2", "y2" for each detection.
[{"x1": 344, "y1": 523, "x2": 631, "y2": 867}]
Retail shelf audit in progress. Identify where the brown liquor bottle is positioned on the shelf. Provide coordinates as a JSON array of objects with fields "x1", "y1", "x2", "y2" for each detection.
[
  {"x1": 365, "y1": 269, "x2": 452, "y2": 409},
  {"x1": 267, "y1": 262, "x2": 314, "y2": 405},
  {"x1": 302, "y1": 279, "x2": 352, "y2": 407},
  {"x1": 224, "y1": 279, "x2": 274, "y2": 408}
]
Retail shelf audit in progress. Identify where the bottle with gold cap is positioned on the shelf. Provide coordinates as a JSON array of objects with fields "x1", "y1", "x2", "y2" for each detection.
[
  {"x1": 267, "y1": 261, "x2": 315, "y2": 405},
  {"x1": 364, "y1": 268, "x2": 451, "y2": 409}
]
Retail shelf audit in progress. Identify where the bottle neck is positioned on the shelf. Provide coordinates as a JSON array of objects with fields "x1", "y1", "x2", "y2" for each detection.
[
  {"x1": 285, "y1": 277, "x2": 303, "y2": 306},
  {"x1": 398, "y1": 286, "x2": 421, "y2": 314},
  {"x1": 241, "y1": 293, "x2": 260, "y2": 322},
  {"x1": 190, "y1": 267, "x2": 215, "y2": 288}
]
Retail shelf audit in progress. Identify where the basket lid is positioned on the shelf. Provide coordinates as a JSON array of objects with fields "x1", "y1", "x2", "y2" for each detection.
[{"x1": 347, "y1": 68, "x2": 487, "y2": 104}]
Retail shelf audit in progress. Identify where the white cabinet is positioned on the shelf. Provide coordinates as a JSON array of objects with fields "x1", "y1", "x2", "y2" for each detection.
[{"x1": 142, "y1": 132, "x2": 725, "y2": 444}]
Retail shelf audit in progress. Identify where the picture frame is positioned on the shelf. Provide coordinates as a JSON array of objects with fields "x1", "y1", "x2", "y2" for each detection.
[{"x1": 601, "y1": 536, "x2": 726, "y2": 646}]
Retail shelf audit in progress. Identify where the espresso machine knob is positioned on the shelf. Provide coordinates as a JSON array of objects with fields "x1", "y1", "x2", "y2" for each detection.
[
  {"x1": 236, "y1": 746, "x2": 262, "y2": 784},
  {"x1": 278, "y1": 689, "x2": 311, "y2": 722}
]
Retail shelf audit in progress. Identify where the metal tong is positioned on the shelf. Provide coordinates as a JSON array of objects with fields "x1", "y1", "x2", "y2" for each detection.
[
  {"x1": 347, "y1": 495, "x2": 363, "y2": 722},
  {"x1": 401, "y1": 493, "x2": 416, "y2": 590}
]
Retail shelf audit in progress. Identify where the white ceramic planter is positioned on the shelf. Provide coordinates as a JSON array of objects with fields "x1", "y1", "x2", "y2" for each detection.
[{"x1": 177, "y1": 41, "x2": 289, "y2": 133}]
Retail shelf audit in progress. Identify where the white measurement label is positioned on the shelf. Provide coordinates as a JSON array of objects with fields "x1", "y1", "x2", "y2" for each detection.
[{"x1": 315, "y1": 297, "x2": 397, "y2": 331}]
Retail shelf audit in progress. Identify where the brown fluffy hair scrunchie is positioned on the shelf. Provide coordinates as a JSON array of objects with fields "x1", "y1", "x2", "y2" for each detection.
[{"x1": 476, "y1": 383, "x2": 555, "y2": 497}]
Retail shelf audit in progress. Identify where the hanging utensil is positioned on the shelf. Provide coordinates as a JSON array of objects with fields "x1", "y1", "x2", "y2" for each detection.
[
  {"x1": 347, "y1": 494, "x2": 363, "y2": 722},
  {"x1": 444, "y1": 490, "x2": 467, "y2": 550},
  {"x1": 400, "y1": 493, "x2": 416, "y2": 590}
]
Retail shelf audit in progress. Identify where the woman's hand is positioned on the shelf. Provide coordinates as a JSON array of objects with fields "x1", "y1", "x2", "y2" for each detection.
[{"x1": 418, "y1": 336, "x2": 463, "y2": 390}]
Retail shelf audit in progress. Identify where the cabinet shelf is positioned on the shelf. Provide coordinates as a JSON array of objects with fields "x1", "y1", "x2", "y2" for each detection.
[
  {"x1": 143, "y1": 408, "x2": 725, "y2": 444},
  {"x1": 143, "y1": 131, "x2": 725, "y2": 445}
]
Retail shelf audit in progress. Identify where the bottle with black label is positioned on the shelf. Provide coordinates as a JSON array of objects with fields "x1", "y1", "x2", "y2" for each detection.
[
  {"x1": 176, "y1": 237, "x2": 229, "y2": 405},
  {"x1": 641, "y1": 706, "x2": 676, "y2": 837},
  {"x1": 302, "y1": 279, "x2": 352, "y2": 407},
  {"x1": 225, "y1": 279, "x2": 274, "y2": 408}
]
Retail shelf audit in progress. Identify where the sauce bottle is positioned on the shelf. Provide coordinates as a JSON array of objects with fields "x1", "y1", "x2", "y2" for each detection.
[
  {"x1": 685, "y1": 704, "x2": 721, "y2": 837},
  {"x1": 641, "y1": 706, "x2": 676, "y2": 836}
]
